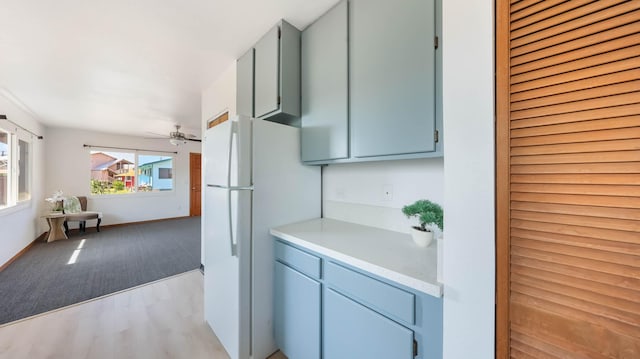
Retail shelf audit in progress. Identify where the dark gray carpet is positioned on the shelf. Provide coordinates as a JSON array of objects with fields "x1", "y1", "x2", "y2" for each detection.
[{"x1": 0, "y1": 217, "x2": 201, "y2": 325}]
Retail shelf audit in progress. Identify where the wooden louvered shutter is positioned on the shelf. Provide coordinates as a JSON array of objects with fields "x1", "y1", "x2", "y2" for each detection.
[{"x1": 496, "y1": 0, "x2": 640, "y2": 357}]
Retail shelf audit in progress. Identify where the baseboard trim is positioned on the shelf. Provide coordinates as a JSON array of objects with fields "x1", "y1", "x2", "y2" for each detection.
[{"x1": 0, "y1": 232, "x2": 46, "y2": 272}]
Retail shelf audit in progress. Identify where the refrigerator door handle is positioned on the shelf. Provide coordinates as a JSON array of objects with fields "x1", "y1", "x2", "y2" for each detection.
[
  {"x1": 227, "y1": 190, "x2": 238, "y2": 257},
  {"x1": 226, "y1": 121, "x2": 238, "y2": 187}
]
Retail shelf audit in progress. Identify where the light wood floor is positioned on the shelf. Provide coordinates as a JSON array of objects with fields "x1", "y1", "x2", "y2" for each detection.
[{"x1": 0, "y1": 270, "x2": 286, "y2": 359}]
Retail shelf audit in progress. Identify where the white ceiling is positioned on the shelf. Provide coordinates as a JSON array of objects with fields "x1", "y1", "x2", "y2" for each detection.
[{"x1": 0, "y1": 0, "x2": 338, "y2": 138}]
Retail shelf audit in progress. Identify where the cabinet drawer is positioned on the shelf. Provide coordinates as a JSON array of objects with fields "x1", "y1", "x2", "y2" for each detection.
[
  {"x1": 275, "y1": 241, "x2": 322, "y2": 279},
  {"x1": 325, "y1": 261, "x2": 415, "y2": 325}
]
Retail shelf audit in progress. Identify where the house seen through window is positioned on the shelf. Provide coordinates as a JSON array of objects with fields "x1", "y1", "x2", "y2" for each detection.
[{"x1": 90, "y1": 151, "x2": 174, "y2": 195}]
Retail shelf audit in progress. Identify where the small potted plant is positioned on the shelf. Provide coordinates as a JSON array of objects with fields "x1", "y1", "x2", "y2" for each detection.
[{"x1": 402, "y1": 199, "x2": 443, "y2": 247}]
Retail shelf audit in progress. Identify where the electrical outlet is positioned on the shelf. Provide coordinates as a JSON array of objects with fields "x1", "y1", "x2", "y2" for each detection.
[{"x1": 382, "y1": 185, "x2": 393, "y2": 201}]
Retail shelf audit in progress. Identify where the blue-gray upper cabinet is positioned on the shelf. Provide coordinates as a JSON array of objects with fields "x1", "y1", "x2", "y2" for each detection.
[
  {"x1": 236, "y1": 48, "x2": 254, "y2": 118},
  {"x1": 350, "y1": 0, "x2": 437, "y2": 158},
  {"x1": 254, "y1": 20, "x2": 301, "y2": 125},
  {"x1": 301, "y1": 0, "x2": 349, "y2": 163}
]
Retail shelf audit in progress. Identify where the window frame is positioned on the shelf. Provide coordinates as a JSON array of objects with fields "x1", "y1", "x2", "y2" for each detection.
[
  {"x1": 0, "y1": 124, "x2": 33, "y2": 214},
  {"x1": 88, "y1": 147, "x2": 176, "y2": 197}
]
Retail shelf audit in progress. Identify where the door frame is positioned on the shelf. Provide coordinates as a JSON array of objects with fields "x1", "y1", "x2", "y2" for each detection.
[{"x1": 495, "y1": 0, "x2": 510, "y2": 357}]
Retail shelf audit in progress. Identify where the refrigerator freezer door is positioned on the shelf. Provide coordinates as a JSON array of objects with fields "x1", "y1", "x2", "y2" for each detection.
[
  {"x1": 204, "y1": 115, "x2": 252, "y2": 187},
  {"x1": 204, "y1": 186, "x2": 252, "y2": 359}
]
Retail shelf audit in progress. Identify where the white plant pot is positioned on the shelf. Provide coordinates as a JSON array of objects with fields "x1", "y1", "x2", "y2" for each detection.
[
  {"x1": 410, "y1": 227, "x2": 434, "y2": 247},
  {"x1": 437, "y1": 237, "x2": 443, "y2": 283}
]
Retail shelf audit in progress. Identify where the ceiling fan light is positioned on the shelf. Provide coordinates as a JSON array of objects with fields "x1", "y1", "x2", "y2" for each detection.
[{"x1": 169, "y1": 138, "x2": 182, "y2": 146}]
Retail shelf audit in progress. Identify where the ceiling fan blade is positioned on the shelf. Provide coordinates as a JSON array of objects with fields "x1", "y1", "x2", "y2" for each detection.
[{"x1": 185, "y1": 138, "x2": 202, "y2": 142}]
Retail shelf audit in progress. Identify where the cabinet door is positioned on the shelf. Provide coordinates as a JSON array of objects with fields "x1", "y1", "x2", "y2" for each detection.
[
  {"x1": 254, "y1": 25, "x2": 280, "y2": 118},
  {"x1": 236, "y1": 48, "x2": 254, "y2": 117},
  {"x1": 350, "y1": 0, "x2": 436, "y2": 158},
  {"x1": 301, "y1": 0, "x2": 349, "y2": 162},
  {"x1": 324, "y1": 288, "x2": 414, "y2": 359},
  {"x1": 274, "y1": 262, "x2": 321, "y2": 359}
]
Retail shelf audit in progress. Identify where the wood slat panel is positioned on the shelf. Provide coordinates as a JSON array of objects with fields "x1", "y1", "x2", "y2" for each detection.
[
  {"x1": 511, "y1": 116, "x2": 640, "y2": 137},
  {"x1": 510, "y1": 0, "x2": 567, "y2": 22},
  {"x1": 512, "y1": 1, "x2": 640, "y2": 47},
  {"x1": 511, "y1": 0, "x2": 545, "y2": 13},
  {"x1": 512, "y1": 208, "x2": 640, "y2": 233},
  {"x1": 511, "y1": 255, "x2": 640, "y2": 292},
  {"x1": 512, "y1": 43, "x2": 640, "y2": 83},
  {"x1": 510, "y1": 201, "x2": 640, "y2": 220},
  {"x1": 512, "y1": 182, "x2": 640, "y2": 197},
  {"x1": 512, "y1": 24, "x2": 640, "y2": 68},
  {"x1": 511, "y1": 139, "x2": 640, "y2": 156},
  {"x1": 510, "y1": 92, "x2": 640, "y2": 121},
  {"x1": 511, "y1": 264, "x2": 640, "y2": 303},
  {"x1": 511, "y1": 81, "x2": 640, "y2": 112},
  {"x1": 511, "y1": 286, "x2": 640, "y2": 342},
  {"x1": 512, "y1": 289, "x2": 640, "y2": 342},
  {"x1": 510, "y1": 0, "x2": 631, "y2": 40},
  {"x1": 511, "y1": 69, "x2": 640, "y2": 103},
  {"x1": 512, "y1": 272, "x2": 640, "y2": 322},
  {"x1": 511, "y1": 227, "x2": 640, "y2": 255},
  {"x1": 510, "y1": 299, "x2": 640, "y2": 355},
  {"x1": 500, "y1": 1, "x2": 640, "y2": 357},
  {"x1": 512, "y1": 9, "x2": 640, "y2": 56},
  {"x1": 512, "y1": 219, "x2": 640, "y2": 244},
  {"x1": 510, "y1": 127, "x2": 640, "y2": 146},
  {"x1": 511, "y1": 162, "x2": 640, "y2": 174},
  {"x1": 511, "y1": 150, "x2": 640, "y2": 165},
  {"x1": 510, "y1": 0, "x2": 594, "y2": 31},
  {"x1": 512, "y1": 235, "x2": 640, "y2": 266},
  {"x1": 511, "y1": 58, "x2": 640, "y2": 93},
  {"x1": 511, "y1": 329, "x2": 597, "y2": 359},
  {"x1": 511, "y1": 192, "x2": 640, "y2": 209}
]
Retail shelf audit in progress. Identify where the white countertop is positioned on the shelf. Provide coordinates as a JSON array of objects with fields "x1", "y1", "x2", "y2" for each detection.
[{"x1": 270, "y1": 218, "x2": 442, "y2": 297}]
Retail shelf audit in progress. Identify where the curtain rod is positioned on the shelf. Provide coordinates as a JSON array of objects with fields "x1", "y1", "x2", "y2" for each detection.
[
  {"x1": 0, "y1": 114, "x2": 44, "y2": 139},
  {"x1": 83, "y1": 144, "x2": 178, "y2": 154}
]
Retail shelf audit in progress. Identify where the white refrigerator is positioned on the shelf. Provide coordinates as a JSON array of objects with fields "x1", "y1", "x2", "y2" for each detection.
[{"x1": 203, "y1": 115, "x2": 320, "y2": 359}]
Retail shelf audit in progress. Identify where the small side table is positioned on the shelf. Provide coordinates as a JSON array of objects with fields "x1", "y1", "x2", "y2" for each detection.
[{"x1": 43, "y1": 212, "x2": 68, "y2": 242}]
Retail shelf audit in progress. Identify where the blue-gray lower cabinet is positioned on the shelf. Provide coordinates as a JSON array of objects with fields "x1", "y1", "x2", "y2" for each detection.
[
  {"x1": 324, "y1": 288, "x2": 414, "y2": 359},
  {"x1": 274, "y1": 261, "x2": 321, "y2": 359},
  {"x1": 273, "y1": 239, "x2": 443, "y2": 359}
]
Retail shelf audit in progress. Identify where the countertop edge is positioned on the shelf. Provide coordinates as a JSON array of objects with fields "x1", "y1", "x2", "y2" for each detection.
[{"x1": 270, "y1": 228, "x2": 443, "y2": 298}]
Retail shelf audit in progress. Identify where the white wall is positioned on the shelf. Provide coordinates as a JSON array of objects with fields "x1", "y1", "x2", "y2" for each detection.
[
  {"x1": 0, "y1": 94, "x2": 46, "y2": 266},
  {"x1": 200, "y1": 62, "x2": 238, "y2": 263},
  {"x1": 44, "y1": 127, "x2": 200, "y2": 227},
  {"x1": 202, "y1": 62, "x2": 237, "y2": 130},
  {"x1": 442, "y1": 0, "x2": 495, "y2": 357},
  {"x1": 323, "y1": 158, "x2": 444, "y2": 235}
]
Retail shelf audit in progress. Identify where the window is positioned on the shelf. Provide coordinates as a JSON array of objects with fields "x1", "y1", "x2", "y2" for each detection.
[
  {"x1": 0, "y1": 130, "x2": 8, "y2": 207},
  {"x1": 158, "y1": 168, "x2": 172, "y2": 179},
  {"x1": 18, "y1": 140, "x2": 30, "y2": 201},
  {"x1": 0, "y1": 127, "x2": 32, "y2": 210},
  {"x1": 90, "y1": 150, "x2": 174, "y2": 195}
]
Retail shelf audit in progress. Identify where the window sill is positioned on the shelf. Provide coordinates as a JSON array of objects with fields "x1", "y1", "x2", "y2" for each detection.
[
  {"x1": 0, "y1": 200, "x2": 32, "y2": 218},
  {"x1": 89, "y1": 191, "x2": 176, "y2": 200}
]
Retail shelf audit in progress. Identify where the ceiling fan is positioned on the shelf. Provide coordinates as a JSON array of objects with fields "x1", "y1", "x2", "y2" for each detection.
[{"x1": 148, "y1": 125, "x2": 201, "y2": 146}]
